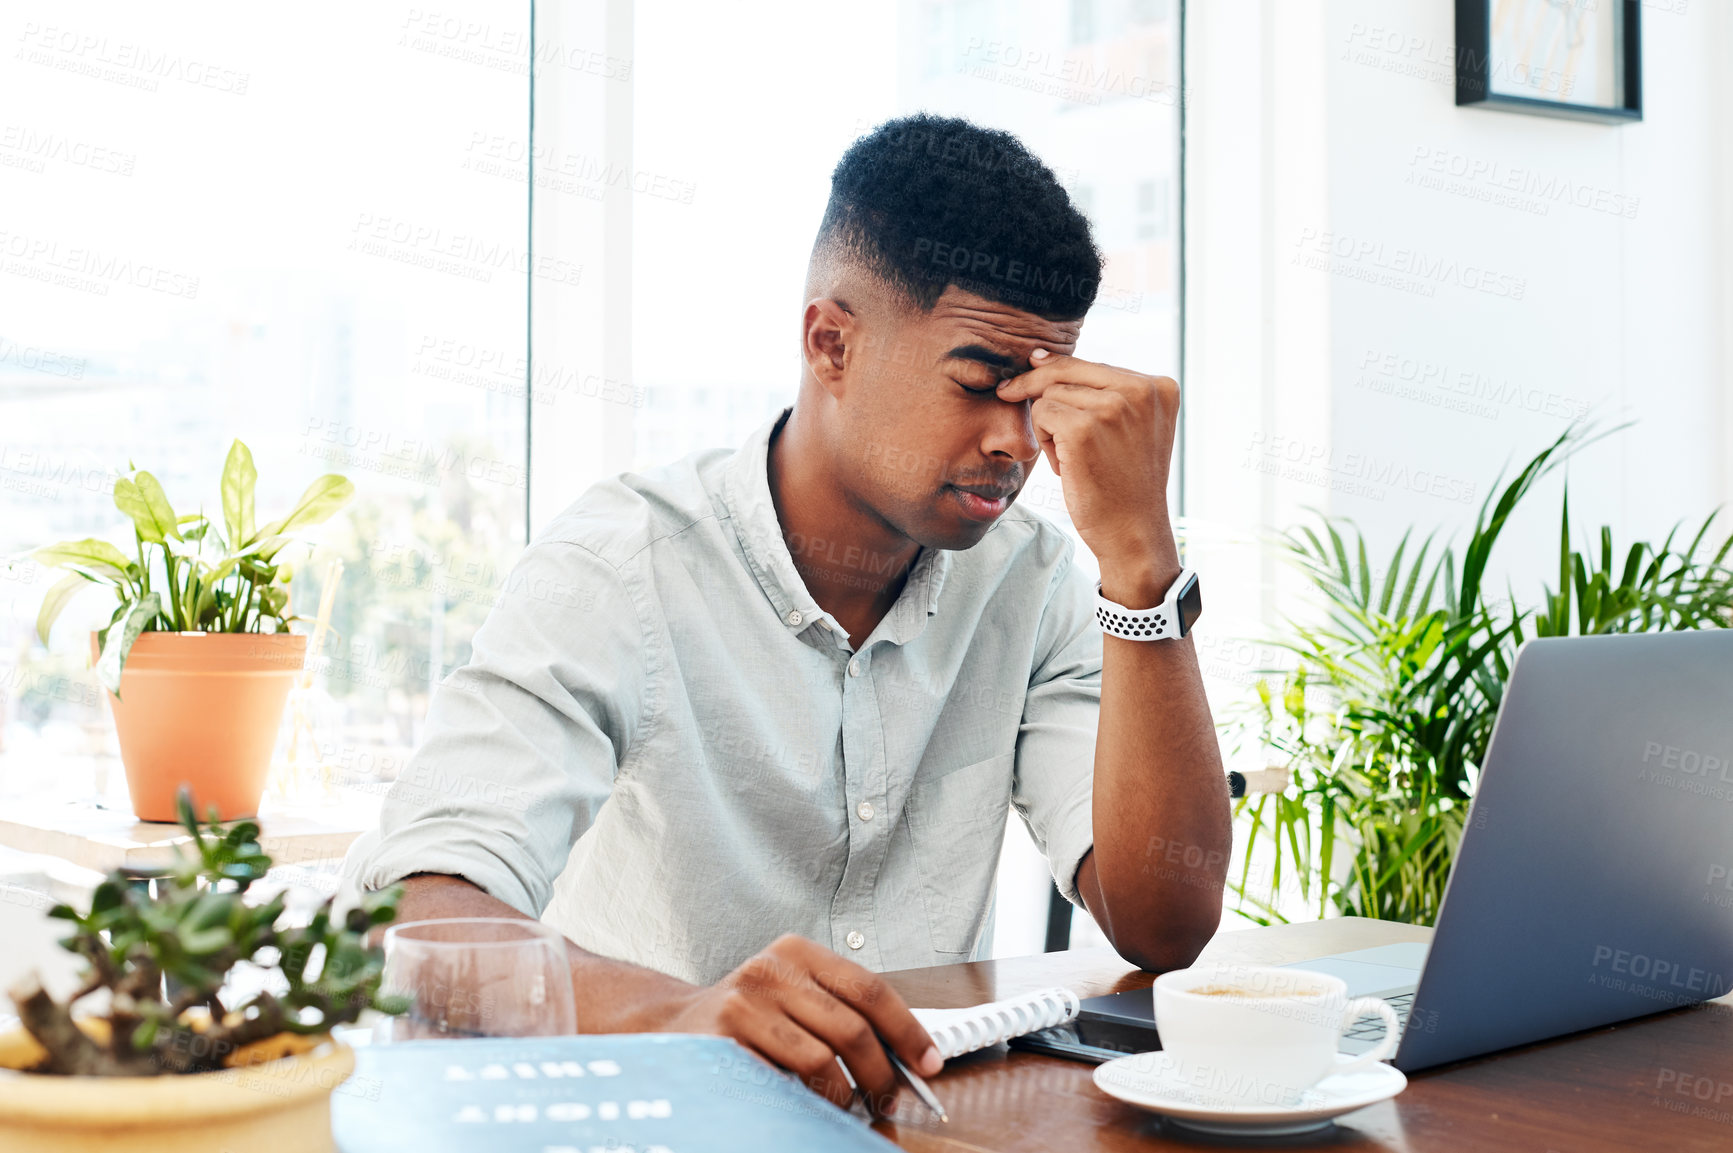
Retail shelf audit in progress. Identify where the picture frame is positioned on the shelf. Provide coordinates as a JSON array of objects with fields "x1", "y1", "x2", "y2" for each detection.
[{"x1": 1456, "y1": 0, "x2": 1641, "y2": 124}]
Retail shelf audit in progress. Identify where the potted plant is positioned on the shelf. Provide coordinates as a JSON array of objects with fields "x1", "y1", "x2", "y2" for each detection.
[
  {"x1": 1225, "y1": 426, "x2": 1733, "y2": 925},
  {"x1": 31, "y1": 441, "x2": 352, "y2": 820},
  {"x1": 0, "y1": 789, "x2": 404, "y2": 1152}
]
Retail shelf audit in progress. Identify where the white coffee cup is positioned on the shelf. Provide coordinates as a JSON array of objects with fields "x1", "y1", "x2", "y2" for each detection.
[{"x1": 1151, "y1": 963, "x2": 1400, "y2": 1108}]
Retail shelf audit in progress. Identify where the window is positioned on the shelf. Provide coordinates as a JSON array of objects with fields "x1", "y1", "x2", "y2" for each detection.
[
  {"x1": 1072, "y1": 0, "x2": 1098, "y2": 46},
  {"x1": 3, "y1": 0, "x2": 1182, "y2": 959},
  {"x1": 1137, "y1": 178, "x2": 1170, "y2": 239},
  {"x1": 2, "y1": 2, "x2": 529, "y2": 794}
]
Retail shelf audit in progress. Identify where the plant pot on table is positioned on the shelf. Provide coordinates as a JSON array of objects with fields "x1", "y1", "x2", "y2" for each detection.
[
  {"x1": 0, "y1": 1025, "x2": 354, "y2": 1153},
  {"x1": 92, "y1": 631, "x2": 306, "y2": 822}
]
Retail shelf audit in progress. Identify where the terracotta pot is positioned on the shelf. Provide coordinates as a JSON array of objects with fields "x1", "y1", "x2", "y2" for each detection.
[
  {"x1": 0, "y1": 1027, "x2": 354, "y2": 1153},
  {"x1": 93, "y1": 632, "x2": 306, "y2": 822}
]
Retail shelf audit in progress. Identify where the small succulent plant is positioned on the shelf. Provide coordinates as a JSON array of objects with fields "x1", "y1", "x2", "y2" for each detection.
[{"x1": 7, "y1": 788, "x2": 405, "y2": 1076}]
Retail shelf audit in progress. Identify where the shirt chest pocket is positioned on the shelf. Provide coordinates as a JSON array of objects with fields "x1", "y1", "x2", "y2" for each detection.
[{"x1": 905, "y1": 751, "x2": 1015, "y2": 954}]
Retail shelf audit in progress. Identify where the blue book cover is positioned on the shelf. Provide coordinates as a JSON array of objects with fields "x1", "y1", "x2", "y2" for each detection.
[{"x1": 332, "y1": 1033, "x2": 900, "y2": 1152}]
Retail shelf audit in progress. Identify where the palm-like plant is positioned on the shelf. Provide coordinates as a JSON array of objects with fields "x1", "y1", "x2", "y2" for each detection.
[{"x1": 1230, "y1": 425, "x2": 1733, "y2": 925}]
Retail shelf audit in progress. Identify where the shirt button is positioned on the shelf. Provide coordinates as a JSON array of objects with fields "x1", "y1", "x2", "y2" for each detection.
[
  {"x1": 847, "y1": 658, "x2": 862, "y2": 677},
  {"x1": 786, "y1": 609, "x2": 803, "y2": 626},
  {"x1": 846, "y1": 930, "x2": 865, "y2": 950},
  {"x1": 857, "y1": 801, "x2": 875, "y2": 821}
]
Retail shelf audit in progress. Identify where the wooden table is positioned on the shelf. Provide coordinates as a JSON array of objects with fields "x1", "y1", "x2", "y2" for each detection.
[
  {"x1": 876, "y1": 917, "x2": 1733, "y2": 1151},
  {"x1": 0, "y1": 795, "x2": 376, "y2": 875}
]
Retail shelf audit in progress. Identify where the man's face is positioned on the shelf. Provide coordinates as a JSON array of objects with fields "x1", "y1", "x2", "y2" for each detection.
[{"x1": 839, "y1": 284, "x2": 1082, "y2": 551}]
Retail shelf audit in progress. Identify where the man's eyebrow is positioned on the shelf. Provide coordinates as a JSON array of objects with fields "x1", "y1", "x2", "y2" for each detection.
[{"x1": 943, "y1": 344, "x2": 1022, "y2": 372}]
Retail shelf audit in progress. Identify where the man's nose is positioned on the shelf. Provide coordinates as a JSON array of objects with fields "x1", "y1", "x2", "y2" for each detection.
[{"x1": 982, "y1": 398, "x2": 1040, "y2": 463}]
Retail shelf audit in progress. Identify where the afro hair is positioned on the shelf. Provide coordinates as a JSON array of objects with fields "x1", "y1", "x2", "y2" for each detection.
[{"x1": 813, "y1": 113, "x2": 1104, "y2": 322}]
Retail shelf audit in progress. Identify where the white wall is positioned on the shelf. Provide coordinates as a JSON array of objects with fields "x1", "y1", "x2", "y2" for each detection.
[{"x1": 1187, "y1": 0, "x2": 1733, "y2": 654}]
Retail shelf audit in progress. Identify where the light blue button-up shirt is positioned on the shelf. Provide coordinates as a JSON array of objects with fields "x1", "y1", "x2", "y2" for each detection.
[{"x1": 344, "y1": 406, "x2": 1103, "y2": 983}]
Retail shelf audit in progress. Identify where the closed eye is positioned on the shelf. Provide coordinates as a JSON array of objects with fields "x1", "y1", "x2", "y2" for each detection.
[{"x1": 953, "y1": 379, "x2": 999, "y2": 396}]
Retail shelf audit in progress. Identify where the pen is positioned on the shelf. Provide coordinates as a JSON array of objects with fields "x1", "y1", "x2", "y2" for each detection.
[{"x1": 885, "y1": 1047, "x2": 950, "y2": 1124}]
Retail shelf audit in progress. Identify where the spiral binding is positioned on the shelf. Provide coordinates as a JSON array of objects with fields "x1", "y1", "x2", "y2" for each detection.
[{"x1": 928, "y1": 987, "x2": 1082, "y2": 1058}]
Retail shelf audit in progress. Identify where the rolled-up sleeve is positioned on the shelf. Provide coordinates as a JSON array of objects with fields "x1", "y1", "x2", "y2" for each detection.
[
  {"x1": 342, "y1": 540, "x2": 648, "y2": 916},
  {"x1": 1011, "y1": 544, "x2": 1102, "y2": 906}
]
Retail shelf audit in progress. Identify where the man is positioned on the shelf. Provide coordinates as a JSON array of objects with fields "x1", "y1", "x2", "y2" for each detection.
[{"x1": 344, "y1": 113, "x2": 1229, "y2": 1112}]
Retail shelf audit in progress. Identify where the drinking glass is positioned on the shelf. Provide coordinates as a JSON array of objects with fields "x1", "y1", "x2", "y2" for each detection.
[{"x1": 375, "y1": 918, "x2": 577, "y2": 1041}]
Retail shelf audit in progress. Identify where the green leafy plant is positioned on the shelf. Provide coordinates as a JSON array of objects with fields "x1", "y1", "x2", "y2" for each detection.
[
  {"x1": 29, "y1": 440, "x2": 353, "y2": 693},
  {"x1": 1228, "y1": 426, "x2": 1733, "y2": 925},
  {"x1": 6, "y1": 787, "x2": 405, "y2": 1076}
]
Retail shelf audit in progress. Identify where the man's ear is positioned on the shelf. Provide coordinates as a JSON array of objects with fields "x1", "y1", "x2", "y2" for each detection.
[{"x1": 802, "y1": 297, "x2": 855, "y2": 399}]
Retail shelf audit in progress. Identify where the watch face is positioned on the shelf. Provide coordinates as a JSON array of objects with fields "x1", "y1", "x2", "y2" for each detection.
[{"x1": 1177, "y1": 573, "x2": 1202, "y2": 636}]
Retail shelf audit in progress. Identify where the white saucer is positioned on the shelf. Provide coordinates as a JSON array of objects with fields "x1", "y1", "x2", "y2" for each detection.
[{"x1": 1093, "y1": 1051, "x2": 1407, "y2": 1137}]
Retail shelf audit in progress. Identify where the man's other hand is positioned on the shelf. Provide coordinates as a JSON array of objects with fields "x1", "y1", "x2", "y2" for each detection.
[{"x1": 656, "y1": 933, "x2": 943, "y2": 1112}]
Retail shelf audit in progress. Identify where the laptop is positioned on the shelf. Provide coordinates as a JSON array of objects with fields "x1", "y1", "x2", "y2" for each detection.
[{"x1": 1042, "y1": 631, "x2": 1733, "y2": 1073}]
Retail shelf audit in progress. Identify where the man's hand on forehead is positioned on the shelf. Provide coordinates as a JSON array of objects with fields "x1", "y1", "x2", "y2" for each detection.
[{"x1": 991, "y1": 347, "x2": 1180, "y2": 568}]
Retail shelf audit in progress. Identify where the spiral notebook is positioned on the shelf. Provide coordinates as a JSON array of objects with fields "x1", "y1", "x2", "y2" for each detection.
[{"x1": 910, "y1": 986, "x2": 1082, "y2": 1059}]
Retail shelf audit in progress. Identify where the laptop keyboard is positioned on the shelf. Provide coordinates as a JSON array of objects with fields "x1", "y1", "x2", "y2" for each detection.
[{"x1": 1345, "y1": 992, "x2": 1413, "y2": 1043}]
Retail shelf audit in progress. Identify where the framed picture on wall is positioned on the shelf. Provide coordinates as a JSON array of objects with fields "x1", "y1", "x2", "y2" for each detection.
[{"x1": 1456, "y1": 0, "x2": 1641, "y2": 123}]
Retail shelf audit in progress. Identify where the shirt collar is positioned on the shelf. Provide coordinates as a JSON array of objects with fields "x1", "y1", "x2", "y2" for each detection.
[{"x1": 720, "y1": 406, "x2": 951, "y2": 644}]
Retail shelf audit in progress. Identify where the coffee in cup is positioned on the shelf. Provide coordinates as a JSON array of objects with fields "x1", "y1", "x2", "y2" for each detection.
[{"x1": 1150, "y1": 963, "x2": 1400, "y2": 1107}]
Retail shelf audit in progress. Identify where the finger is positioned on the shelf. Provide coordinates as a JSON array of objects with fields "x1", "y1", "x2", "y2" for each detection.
[
  {"x1": 776, "y1": 977, "x2": 897, "y2": 1103},
  {"x1": 1037, "y1": 423, "x2": 1060, "y2": 477},
  {"x1": 1028, "y1": 393, "x2": 1093, "y2": 477},
  {"x1": 728, "y1": 1003, "x2": 859, "y2": 1109},
  {"x1": 1027, "y1": 400, "x2": 1066, "y2": 477},
  {"x1": 802, "y1": 1059, "x2": 859, "y2": 1111},
  {"x1": 1031, "y1": 380, "x2": 1127, "y2": 412},
  {"x1": 790, "y1": 942, "x2": 944, "y2": 1077},
  {"x1": 995, "y1": 349, "x2": 1128, "y2": 402}
]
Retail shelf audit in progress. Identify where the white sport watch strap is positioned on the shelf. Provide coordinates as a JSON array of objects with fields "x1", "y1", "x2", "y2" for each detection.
[{"x1": 1094, "y1": 567, "x2": 1200, "y2": 641}]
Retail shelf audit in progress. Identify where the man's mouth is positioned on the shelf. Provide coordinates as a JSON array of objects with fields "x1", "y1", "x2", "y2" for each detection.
[{"x1": 946, "y1": 483, "x2": 1015, "y2": 521}]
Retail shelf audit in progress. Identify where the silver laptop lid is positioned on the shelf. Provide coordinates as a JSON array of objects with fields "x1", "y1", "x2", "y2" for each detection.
[{"x1": 1395, "y1": 631, "x2": 1733, "y2": 1071}]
